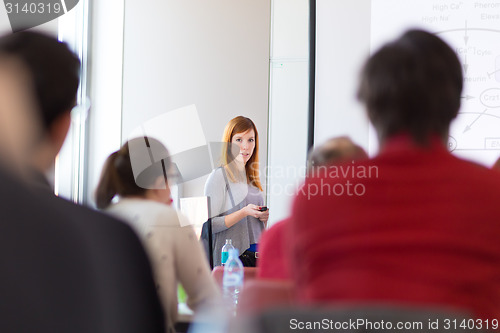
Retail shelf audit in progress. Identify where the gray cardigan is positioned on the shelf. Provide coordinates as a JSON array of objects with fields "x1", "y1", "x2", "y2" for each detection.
[{"x1": 204, "y1": 167, "x2": 264, "y2": 266}]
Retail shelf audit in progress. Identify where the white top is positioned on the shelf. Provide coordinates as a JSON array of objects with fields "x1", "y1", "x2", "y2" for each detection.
[{"x1": 105, "y1": 198, "x2": 219, "y2": 331}]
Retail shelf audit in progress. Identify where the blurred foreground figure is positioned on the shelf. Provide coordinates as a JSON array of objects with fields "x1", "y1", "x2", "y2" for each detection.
[
  {"x1": 291, "y1": 30, "x2": 500, "y2": 319},
  {"x1": 257, "y1": 136, "x2": 367, "y2": 281},
  {"x1": 0, "y1": 32, "x2": 165, "y2": 333}
]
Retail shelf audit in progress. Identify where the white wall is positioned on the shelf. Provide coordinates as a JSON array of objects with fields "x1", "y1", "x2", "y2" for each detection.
[
  {"x1": 121, "y1": 0, "x2": 271, "y2": 198},
  {"x1": 266, "y1": 0, "x2": 310, "y2": 225}
]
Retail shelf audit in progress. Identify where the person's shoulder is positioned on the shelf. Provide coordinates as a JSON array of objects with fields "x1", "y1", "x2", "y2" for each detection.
[
  {"x1": 205, "y1": 167, "x2": 226, "y2": 189},
  {"x1": 267, "y1": 218, "x2": 289, "y2": 234},
  {"x1": 48, "y1": 194, "x2": 118, "y2": 223},
  {"x1": 0, "y1": 170, "x2": 90, "y2": 239},
  {"x1": 152, "y1": 202, "x2": 186, "y2": 227},
  {"x1": 207, "y1": 167, "x2": 225, "y2": 181},
  {"x1": 111, "y1": 198, "x2": 183, "y2": 227},
  {"x1": 48, "y1": 194, "x2": 143, "y2": 238},
  {"x1": 453, "y1": 156, "x2": 500, "y2": 189},
  {"x1": 261, "y1": 218, "x2": 289, "y2": 245}
]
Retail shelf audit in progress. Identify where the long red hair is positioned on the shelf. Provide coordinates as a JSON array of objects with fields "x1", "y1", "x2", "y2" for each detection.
[{"x1": 221, "y1": 116, "x2": 262, "y2": 191}]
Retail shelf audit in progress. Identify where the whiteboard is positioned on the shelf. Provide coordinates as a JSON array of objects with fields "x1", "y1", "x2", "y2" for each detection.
[
  {"x1": 372, "y1": 0, "x2": 500, "y2": 166},
  {"x1": 314, "y1": 0, "x2": 372, "y2": 154},
  {"x1": 315, "y1": 0, "x2": 500, "y2": 166}
]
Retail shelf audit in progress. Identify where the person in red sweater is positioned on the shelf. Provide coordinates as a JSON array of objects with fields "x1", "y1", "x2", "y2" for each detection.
[
  {"x1": 492, "y1": 157, "x2": 500, "y2": 171},
  {"x1": 290, "y1": 29, "x2": 500, "y2": 320},
  {"x1": 258, "y1": 137, "x2": 367, "y2": 280}
]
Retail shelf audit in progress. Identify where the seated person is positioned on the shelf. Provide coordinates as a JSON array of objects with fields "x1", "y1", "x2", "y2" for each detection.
[
  {"x1": 257, "y1": 137, "x2": 367, "y2": 280},
  {"x1": 96, "y1": 137, "x2": 219, "y2": 332},
  {"x1": 290, "y1": 29, "x2": 500, "y2": 319},
  {"x1": 0, "y1": 31, "x2": 165, "y2": 332}
]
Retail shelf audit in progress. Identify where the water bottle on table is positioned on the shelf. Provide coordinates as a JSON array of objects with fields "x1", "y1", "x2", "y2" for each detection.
[
  {"x1": 221, "y1": 239, "x2": 234, "y2": 266},
  {"x1": 222, "y1": 248, "x2": 244, "y2": 315}
]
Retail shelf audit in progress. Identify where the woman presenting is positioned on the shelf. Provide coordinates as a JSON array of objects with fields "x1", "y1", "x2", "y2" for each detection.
[{"x1": 205, "y1": 116, "x2": 269, "y2": 267}]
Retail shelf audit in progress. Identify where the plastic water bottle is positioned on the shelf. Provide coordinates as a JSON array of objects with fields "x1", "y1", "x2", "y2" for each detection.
[
  {"x1": 222, "y1": 248, "x2": 244, "y2": 315},
  {"x1": 221, "y1": 239, "x2": 234, "y2": 266}
]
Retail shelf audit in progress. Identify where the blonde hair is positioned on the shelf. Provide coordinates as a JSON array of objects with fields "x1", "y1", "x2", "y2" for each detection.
[{"x1": 221, "y1": 116, "x2": 262, "y2": 191}]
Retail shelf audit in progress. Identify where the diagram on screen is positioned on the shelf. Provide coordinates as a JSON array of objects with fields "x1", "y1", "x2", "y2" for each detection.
[{"x1": 372, "y1": 0, "x2": 500, "y2": 165}]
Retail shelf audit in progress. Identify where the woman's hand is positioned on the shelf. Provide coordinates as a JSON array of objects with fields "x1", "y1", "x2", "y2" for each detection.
[
  {"x1": 224, "y1": 204, "x2": 266, "y2": 229},
  {"x1": 258, "y1": 209, "x2": 269, "y2": 228},
  {"x1": 243, "y1": 204, "x2": 261, "y2": 218},
  {"x1": 244, "y1": 204, "x2": 269, "y2": 227}
]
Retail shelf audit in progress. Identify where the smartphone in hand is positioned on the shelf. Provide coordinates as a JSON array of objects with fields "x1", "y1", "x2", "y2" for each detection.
[{"x1": 258, "y1": 206, "x2": 268, "y2": 212}]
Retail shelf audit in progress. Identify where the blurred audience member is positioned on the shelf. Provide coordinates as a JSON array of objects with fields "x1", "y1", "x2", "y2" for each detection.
[
  {"x1": 306, "y1": 136, "x2": 368, "y2": 170},
  {"x1": 0, "y1": 31, "x2": 165, "y2": 332},
  {"x1": 290, "y1": 29, "x2": 500, "y2": 319},
  {"x1": 257, "y1": 137, "x2": 367, "y2": 280},
  {"x1": 0, "y1": 32, "x2": 79, "y2": 189},
  {"x1": 96, "y1": 137, "x2": 219, "y2": 333}
]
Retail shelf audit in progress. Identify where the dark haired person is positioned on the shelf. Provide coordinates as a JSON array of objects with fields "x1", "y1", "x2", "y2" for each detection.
[
  {"x1": 290, "y1": 30, "x2": 500, "y2": 319},
  {"x1": 96, "y1": 137, "x2": 219, "y2": 333},
  {"x1": 0, "y1": 31, "x2": 165, "y2": 332},
  {"x1": 0, "y1": 31, "x2": 80, "y2": 186}
]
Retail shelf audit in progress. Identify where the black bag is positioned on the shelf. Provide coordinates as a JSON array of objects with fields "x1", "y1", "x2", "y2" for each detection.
[
  {"x1": 238, "y1": 250, "x2": 257, "y2": 267},
  {"x1": 200, "y1": 221, "x2": 210, "y2": 241}
]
